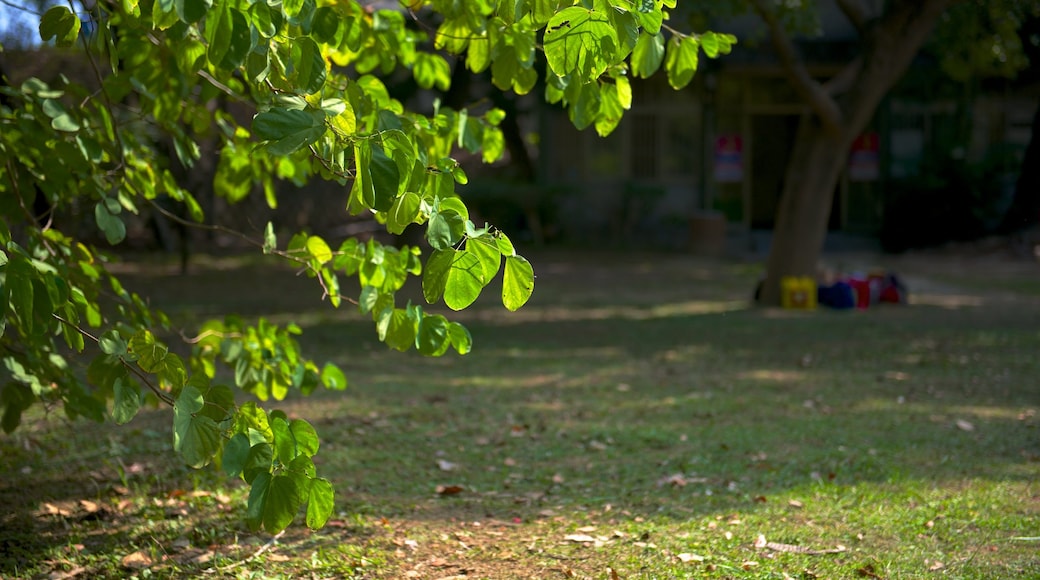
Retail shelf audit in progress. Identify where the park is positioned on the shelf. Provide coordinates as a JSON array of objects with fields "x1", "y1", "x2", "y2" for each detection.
[{"x1": 1, "y1": 0, "x2": 1039, "y2": 578}]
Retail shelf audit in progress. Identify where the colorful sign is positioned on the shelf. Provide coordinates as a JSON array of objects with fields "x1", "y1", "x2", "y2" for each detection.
[
  {"x1": 848, "y1": 132, "x2": 880, "y2": 181},
  {"x1": 713, "y1": 135, "x2": 744, "y2": 183}
]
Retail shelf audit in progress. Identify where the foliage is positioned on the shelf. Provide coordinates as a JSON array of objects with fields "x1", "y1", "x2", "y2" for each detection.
[
  {"x1": 0, "y1": 0, "x2": 729, "y2": 533},
  {"x1": 931, "y1": 0, "x2": 1040, "y2": 82}
]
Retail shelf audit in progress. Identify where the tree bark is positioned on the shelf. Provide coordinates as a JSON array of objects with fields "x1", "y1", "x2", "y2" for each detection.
[
  {"x1": 756, "y1": 0, "x2": 954, "y2": 306},
  {"x1": 758, "y1": 118, "x2": 851, "y2": 305}
]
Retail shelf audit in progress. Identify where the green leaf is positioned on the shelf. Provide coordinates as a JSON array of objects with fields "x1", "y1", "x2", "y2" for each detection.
[
  {"x1": 153, "y1": 0, "x2": 178, "y2": 29},
  {"x1": 263, "y1": 222, "x2": 277, "y2": 254},
  {"x1": 243, "y1": 442, "x2": 274, "y2": 483},
  {"x1": 443, "y1": 249, "x2": 484, "y2": 311},
  {"x1": 467, "y1": 236, "x2": 501, "y2": 282},
  {"x1": 99, "y1": 329, "x2": 128, "y2": 356},
  {"x1": 94, "y1": 201, "x2": 126, "y2": 245},
  {"x1": 129, "y1": 330, "x2": 168, "y2": 373},
  {"x1": 320, "y1": 363, "x2": 347, "y2": 390},
  {"x1": 112, "y1": 376, "x2": 141, "y2": 425},
  {"x1": 173, "y1": 386, "x2": 222, "y2": 468},
  {"x1": 200, "y1": 383, "x2": 234, "y2": 422},
  {"x1": 272, "y1": 417, "x2": 295, "y2": 464},
  {"x1": 637, "y1": 6, "x2": 664, "y2": 35},
  {"x1": 206, "y1": 5, "x2": 233, "y2": 65},
  {"x1": 368, "y1": 145, "x2": 400, "y2": 212},
  {"x1": 422, "y1": 248, "x2": 453, "y2": 304},
  {"x1": 447, "y1": 322, "x2": 472, "y2": 355},
  {"x1": 39, "y1": 6, "x2": 81, "y2": 47},
  {"x1": 306, "y1": 235, "x2": 333, "y2": 265},
  {"x1": 264, "y1": 474, "x2": 303, "y2": 533},
  {"x1": 222, "y1": 432, "x2": 251, "y2": 477},
  {"x1": 416, "y1": 314, "x2": 450, "y2": 356},
  {"x1": 664, "y1": 36, "x2": 699, "y2": 90},
  {"x1": 382, "y1": 308, "x2": 417, "y2": 351},
  {"x1": 311, "y1": 6, "x2": 340, "y2": 43},
  {"x1": 252, "y1": 108, "x2": 325, "y2": 156},
  {"x1": 631, "y1": 32, "x2": 665, "y2": 79},
  {"x1": 543, "y1": 6, "x2": 618, "y2": 80},
  {"x1": 427, "y1": 209, "x2": 465, "y2": 250},
  {"x1": 176, "y1": 0, "x2": 211, "y2": 23},
  {"x1": 245, "y1": 472, "x2": 271, "y2": 530},
  {"x1": 413, "y1": 53, "x2": 451, "y2": 91},
  {"x1": 495, "y1": 231, "x2": 516, "y2": 256},
  {"x1": 220, "y1": 8, "x2": 252, "y2": 69},
  {"x1": 502, "y1": 255, "x2": 534, "y2": 311},
  {"x1": 387, "y1": 192, "x2": 421, "y2": 235},
  {"x1": 306, "y1": 478, "x2": 334, "y2": 529},
  {"x1": 292, "y1": 37, "x2": 327, "y2": 95},
  {"x1": 595, "y1": 81, "x2": 624, "y2": 137}
]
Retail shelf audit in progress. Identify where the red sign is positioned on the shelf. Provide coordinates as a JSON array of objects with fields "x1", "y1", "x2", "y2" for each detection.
[
  {"x1": 848, "y1": 132, "x2": 880, "y2": 181},
  {"x1": 714, "y1": 135, "x2": 743, "y2": 183}
]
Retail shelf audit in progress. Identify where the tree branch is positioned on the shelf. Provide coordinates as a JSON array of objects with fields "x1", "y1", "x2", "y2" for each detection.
[
  {"x1": 749, "y1": 0, "x2": 844, "y2": 136},
  {"x1": 51, "y1": 313, "x2": 176, "y2": 407},
  {"x1": 835, "y1": 0, "x2": 869, "y2": 36},
  {"x1": 822, "y1": 57, "x2": 863, "y2": 96}
]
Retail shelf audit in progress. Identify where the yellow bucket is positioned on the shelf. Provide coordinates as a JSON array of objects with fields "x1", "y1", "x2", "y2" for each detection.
[{"x1": 781, "y1": 276, "x2": 817, "y2": 309}]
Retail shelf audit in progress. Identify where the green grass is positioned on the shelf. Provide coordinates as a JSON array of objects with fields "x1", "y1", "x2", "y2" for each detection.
[{"x1": 2, "y1": 250, "x2": 1038, "y2": 579}]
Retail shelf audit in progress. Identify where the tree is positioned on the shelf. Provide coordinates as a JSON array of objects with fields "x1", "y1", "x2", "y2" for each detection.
[
  {"x1": 743, "y1": 0, "x2": 1039, "y2": 305},
  {"x1": 0, "y1": 0, "x2": 724, "y2": 534}
]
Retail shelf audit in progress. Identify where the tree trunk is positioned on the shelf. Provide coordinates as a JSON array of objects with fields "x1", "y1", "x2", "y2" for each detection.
[
  {"x1": 755, "y1": 0, "x2": 953, "y2": 306},
  {"x1": 758, "y1": 118, "x2": 851, "y2": 305}
]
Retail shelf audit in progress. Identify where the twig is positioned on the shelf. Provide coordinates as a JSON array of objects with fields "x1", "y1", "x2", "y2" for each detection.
[
  {"x1": 204, "y1": 530, "x2": 286, "y2": 574},
  {"x1": 51, "y1": 313, "x2": 176, "y2": 406}
]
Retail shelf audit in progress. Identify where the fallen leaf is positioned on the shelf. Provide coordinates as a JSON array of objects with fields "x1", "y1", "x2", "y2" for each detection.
[
  {"x1": 121, "y1": 550, "x2": 153, "y2": 569},
  {"x1": 742, "y1": 561, "x2": 759, "y2": 570},
  {"x1": 857, "y1": 563, "x2": 884, "y2": 579},
  {"x1": 266, "y1": 553, "x2": 290, "y2": 562},
  {"x1": 788, "y1": 499, "x2": 804, "y2": 508},
  {"x1": 607, "y1": 566, "x2": 621, "y2": 580},
  {"x1": 39, "y1": 503, "x2": 73, "y2": 518},
  {"x1": 552, "y1": 473, "x2": 565, "y2": 484},
  {"x1": 928, "y1": 560, "x2": 945, "y2": 571},
  {"x1": 503, "y1": 457, "x2": 517, "y2": 466},
  {"x1": 754, "y1": 534, "x2": 768, "y2": 549},
  {"x1": 435, "y1": 485, "x2": 465, "y2": 496},
  {"x1": 577, "y1": 525, "x2": 597, "y2": 533},
  {"x1": 588, "y1": 440, "x2": 608, "y2": 451},
  {"x1": 955, "y1": 419, "x2": 975, "y2": 432},
  {"x1": 677, "y1": 553, "x2": 705, "y2": 563},
  {"x1": 563, "y1": 534, "x2": 597, "y2": 543},
  {"x1": 437, "y1": 459, "x2": 459, "y2": 472},
  {"x1": 657, "y1": 473, "x2": 687, "y2": 487},
  {"x1": 429, "y1": 556, "x2": 452, "y2": 567}
]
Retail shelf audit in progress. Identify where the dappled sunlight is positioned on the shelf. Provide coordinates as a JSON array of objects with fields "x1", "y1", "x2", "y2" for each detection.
[
  {"x1": 737, "y1": 369, "x2": 809, "y2": 383},
  {"x1": 448, "y1": 372, "x2": 566, "y2": 390},
  {"x1": 910, "y1": 293, "x2": 985, "y2": 309},
  {"x1": 449, "y1": 299, "x2": 749, "y2": 325}
]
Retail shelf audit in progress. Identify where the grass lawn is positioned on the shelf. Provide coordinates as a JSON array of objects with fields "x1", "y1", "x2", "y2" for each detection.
[{"x1": 1, "y1": 249, "x2": 1038, "y2": 579}]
